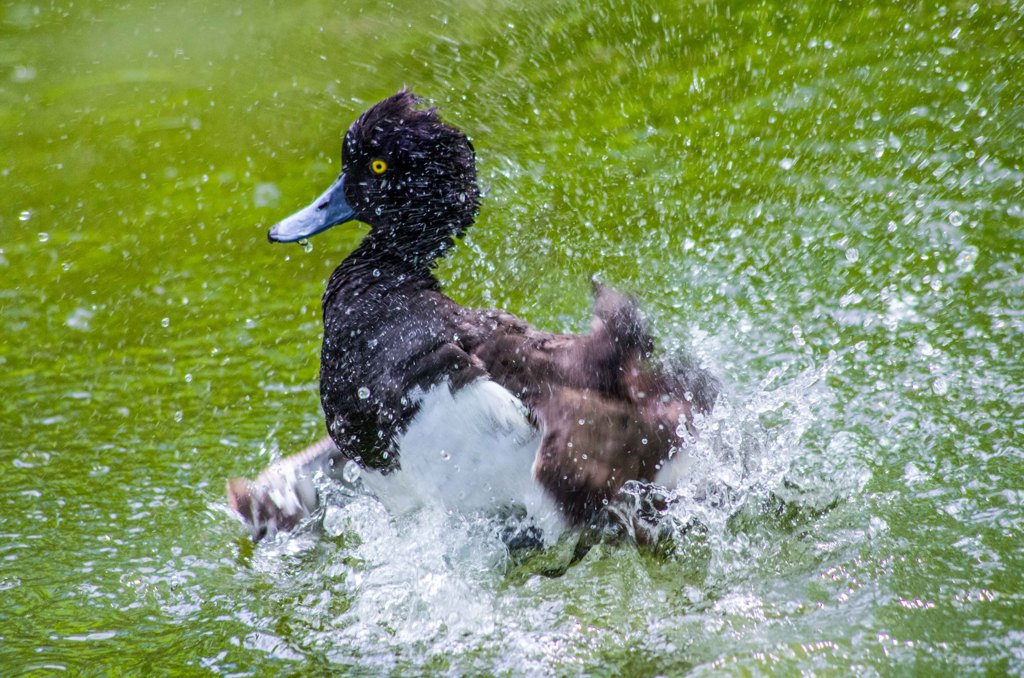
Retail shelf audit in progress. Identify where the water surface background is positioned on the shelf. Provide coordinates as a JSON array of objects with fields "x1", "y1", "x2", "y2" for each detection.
[{"x1": 2, "y1": 0, "x2": 1022, "y2": 673}]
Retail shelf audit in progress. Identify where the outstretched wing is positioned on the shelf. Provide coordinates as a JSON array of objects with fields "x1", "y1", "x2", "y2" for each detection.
[
  {"x1": 459, "y1": 282, "x2": 718, "y2": 525},
  {"x1": 226, "y1": 434, "x2": 341, "y2": 542}
]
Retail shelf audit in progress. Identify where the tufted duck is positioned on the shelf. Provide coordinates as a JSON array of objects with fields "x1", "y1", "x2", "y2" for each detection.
[{"x1": 228, "y1": 90, "x2": 718, "y2": 544}]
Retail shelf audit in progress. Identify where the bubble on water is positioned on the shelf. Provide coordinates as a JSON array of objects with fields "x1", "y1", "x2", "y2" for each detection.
[
  {"x1": 37, "y1": 232, "x2": 49, "y2": 243},
  {"x1": 440, "y1": 449, "x2": 451, "y2": 461},
  {"x1": 931, "y1": 377, "x2": 949, "y2": 396},
  {"x1": 19, "y1": 210, "x2": 32, "y2": 222},
  {"x1": 358, "y1": 386, "x2": 371, "y2": 400},
  {"x1": 948, "y1": 210, "x2": 965, "y2": 226},
  {"x1": 161, "y1": 317, "x2": 170, "y2": 328},
  {"x1": 299, "y1": 238, "x2": 313, "y2": 254},
  {"x1": 954, "y1": 247, "x2": 978, "y2": 272}
]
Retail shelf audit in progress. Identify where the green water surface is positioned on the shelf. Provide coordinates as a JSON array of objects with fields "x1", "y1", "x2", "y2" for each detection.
[{"x1": 2, "y1": 0, "x2": 1023, "y2": 674}]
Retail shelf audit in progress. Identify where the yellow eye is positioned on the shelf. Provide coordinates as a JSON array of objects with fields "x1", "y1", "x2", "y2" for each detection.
[{"x1": 371, "y1": 159, "x2": 388, "y2": 175}]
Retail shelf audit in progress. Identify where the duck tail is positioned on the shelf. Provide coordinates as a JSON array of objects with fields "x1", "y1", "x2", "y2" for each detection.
[{"x1": 226, "y1": 434, "x2": 340, "y2": 543}]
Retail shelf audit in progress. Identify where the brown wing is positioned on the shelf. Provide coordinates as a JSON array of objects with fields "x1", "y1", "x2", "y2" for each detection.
[
  {"x1": 458, "y1": 282, "x2": 717, "y2": 525},
  {"x1": 459, "y1": 283, "x2": 652, "y2": 398}
]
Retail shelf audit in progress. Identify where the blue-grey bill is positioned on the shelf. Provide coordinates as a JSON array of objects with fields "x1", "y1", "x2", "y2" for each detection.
[{"x1": 267, "y1": 174, "x2": 357, "y2": 243}]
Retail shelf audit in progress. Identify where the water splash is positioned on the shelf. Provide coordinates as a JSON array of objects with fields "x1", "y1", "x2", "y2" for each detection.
[{"x1": 228, "y1": 355, "x2": 853, "y2": 672}]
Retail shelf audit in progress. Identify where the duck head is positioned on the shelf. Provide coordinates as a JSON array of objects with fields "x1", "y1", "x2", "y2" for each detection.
[{"x1": 268, "y1": 90, "x2": 479, "y2": 263}]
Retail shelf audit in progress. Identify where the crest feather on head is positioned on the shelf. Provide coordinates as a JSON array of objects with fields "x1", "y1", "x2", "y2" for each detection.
[{"x1": 347, "y1": 88, "x2": 460, "y2": 153}]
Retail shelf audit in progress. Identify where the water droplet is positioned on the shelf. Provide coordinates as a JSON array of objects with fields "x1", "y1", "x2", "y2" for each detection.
[
  {"x1": 954, "y1": 247, "x2": 978, "y2": 272},
  {"x1": 299, "y1": 238, "x2": 313, "y2": 254},
  {"x1": 12, "y1": 65, "x2": 36, "y2": 83},
  {"x1": 184, "y1": 373, "x2": 193, "y2": 383},
  {"x1": 37, "y1": 232, "x2": 49, "y2": 243},
  {"x1": 161, "y1": 317, "x2": 170, "y2": 328},
  {"x1": 931, "y1": 377, "x2": 949, "y2": 396},
  {"x1": 342, "y1": 460, "x2": 361, "y2": 483},
  {"x1": 778, "y1": 157, "x2": 796, "y2": 171},
  {"x1": 948, "y1": 211, "x2": 964, "y2": 227},
  {"x1": 19, "y1": 210, "x2": 32, "y2": 222},
  {"x1": 357, "y1": 386, "x2": 371, "y2": 400},
  {"x1": 440, "y1": 449, "x2": 451, "y2": 461},
  {"x1": 253, "y1": 182, "x2": 281, "y2": 208},
  {"x1": 372, "y1": 268, "x2": 381, "y2": 278},
  {"x1": 792, "y1": 324, "x2": 806, "y2": 347},
  {"x1": 845, "y1": 247, "x2": 860, "y2": 262},
  {"x1": 173, "y1": 410, "x2": 183, "y2": 423}
]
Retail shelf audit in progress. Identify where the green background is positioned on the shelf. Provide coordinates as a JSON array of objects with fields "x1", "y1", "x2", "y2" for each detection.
[{"x1": 2, "y1": 0, "x2": 1022, "y2": 673}]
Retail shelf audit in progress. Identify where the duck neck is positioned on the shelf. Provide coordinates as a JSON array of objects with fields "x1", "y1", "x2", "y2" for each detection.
[
  {"x1": 322, "y1": 231, "x2": 446, "y2": 310},
  {"x1": 357, "y1": 225, "x2": 457, "y2": 271}
]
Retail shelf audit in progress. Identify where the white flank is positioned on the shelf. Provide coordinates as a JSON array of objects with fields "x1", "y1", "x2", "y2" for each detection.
[{"x1": 360, "y1": 380, "x2": 564, "y2": 541}]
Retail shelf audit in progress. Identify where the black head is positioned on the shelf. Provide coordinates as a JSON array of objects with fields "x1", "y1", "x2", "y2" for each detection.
[{"x1": 268, "y1": 90, "x2": 479, "y2": 263}]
